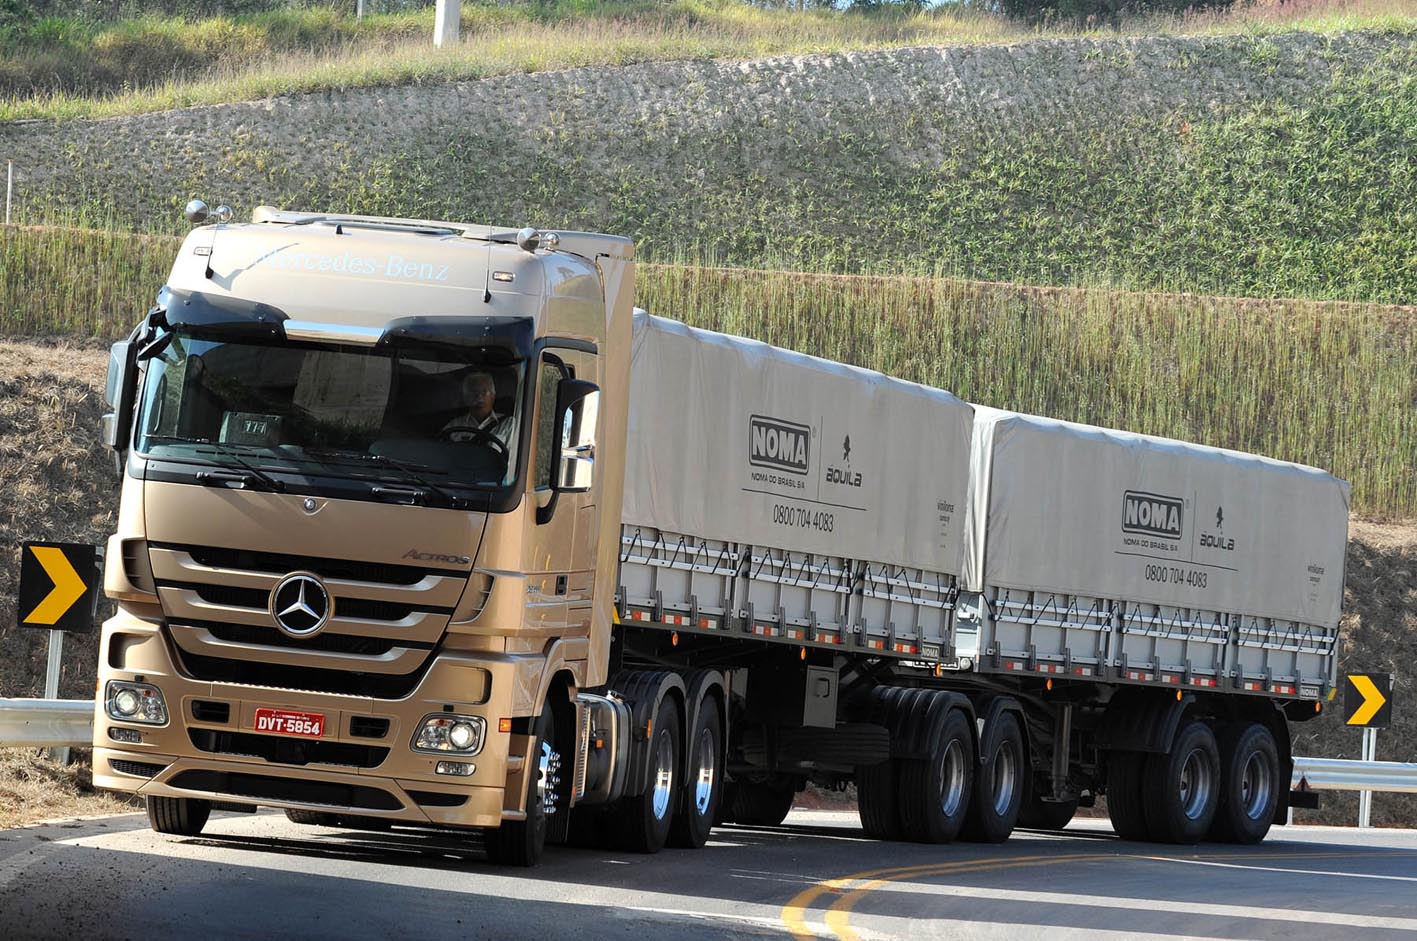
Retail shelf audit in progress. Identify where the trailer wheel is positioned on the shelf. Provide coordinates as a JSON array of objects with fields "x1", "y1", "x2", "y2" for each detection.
[
  {"x1": 147, "y1": 796, "x2": 211, "y2": 837},
  {"x1": 724, "y1": 777, "x2": 795, "y2": 827},
  {"x1": 284, "y1": 809, "x2": 339, "y2": 827},
  {"x1": 1106, "y1": 751, "x2": 1150, "y2": 841},
  {"x1": 671, "y1": 700, "x2": 723, "y2": 847},
  {"x1": 615, "y1": 696, "x2": 681, "y2": 854},
  {"x1": 1143, "y1": 720, "x2": 1220, "y2": 844},
  {"x1": 486, "y1": 703, "x2": 555, "y2": 867},
  {"x1": 962, "y1": 711, "x2": 1024, "y2": 843},
  {"x1": 1208, "y1": 722, "x2": 1279, "y2": 845},
  {"x1": 898, "y1": 707, "x2": 974, "y2": 843},
  {"x1": 856, "y1": 759, "x2": 902, "y2": 840}
]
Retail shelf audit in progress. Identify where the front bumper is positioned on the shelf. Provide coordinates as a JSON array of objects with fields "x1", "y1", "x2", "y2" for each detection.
[{"x1": 94, "y1": 610, "x2": 537, "y2": 829}]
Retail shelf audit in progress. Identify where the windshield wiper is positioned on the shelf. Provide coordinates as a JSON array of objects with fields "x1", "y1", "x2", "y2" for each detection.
[
  {"x1": 144, "y1": 436, "x2": 285, "y2": 492},
  {"x1": 300, "y1": 448, "x2": 474, "y2": 510}
]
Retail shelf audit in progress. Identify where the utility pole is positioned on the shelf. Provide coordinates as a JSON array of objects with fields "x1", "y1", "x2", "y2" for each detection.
[{"x1": 434, "y1": 0, "x2": 460, "y2": 47}]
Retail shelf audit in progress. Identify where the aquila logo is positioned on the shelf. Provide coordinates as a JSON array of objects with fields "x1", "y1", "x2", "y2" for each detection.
[
  {"x1": 749, "y1": 416, "x2": 810, "y2": 475},
  {"x1": 1121, "y1": 491, "x2": 1184, "y2": 540}
]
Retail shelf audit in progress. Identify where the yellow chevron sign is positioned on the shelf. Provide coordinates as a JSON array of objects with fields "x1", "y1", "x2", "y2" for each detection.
[
  {"x1": 1343, "y1": 673, "x2": 1393, "y2": 729},
  {"x1": 17, "y1": 542, "x2": 98, "y2": 633}
]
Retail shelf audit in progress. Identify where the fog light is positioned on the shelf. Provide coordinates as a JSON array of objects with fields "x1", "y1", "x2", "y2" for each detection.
[
  {"x1": 413, "y1": 715, "x2": 485, "y2": 755},
  {"x1": 105, "y1": 681, "x2": 168, "y2": 725},
  {"x1": 436, "y1": 761, "x2": 475, "y2": 777},
  {"x1": 108, "y1": 727, "x2": 142, "y2": 744}
]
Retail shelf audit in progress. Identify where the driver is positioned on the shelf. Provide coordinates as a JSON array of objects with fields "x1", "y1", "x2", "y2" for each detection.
[{"x1": 441, "y1": 371, "x2": 514, "y2": 446}]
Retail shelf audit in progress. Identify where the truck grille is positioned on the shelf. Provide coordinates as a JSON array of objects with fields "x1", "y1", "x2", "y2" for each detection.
[
  {"x1": 173, "y1": 647, "x2": 429, "y2": 699},
  {"x1": 178, "y1": 545, "x2": 436, "y2": 585},
  {"x1": 204, "y1": 622, "x2": 403, "y2": 656},
  {"x1": 189, "y1": 729, "x2": 389, "y2": 769}
]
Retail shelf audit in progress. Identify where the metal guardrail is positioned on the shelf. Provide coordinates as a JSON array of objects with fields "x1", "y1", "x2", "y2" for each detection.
[
  {"x1": 0, "y1": 698, "x2": 94, "y2": 748},
  {"x1": 1292, "y1": 756, "x2": 1417, "y2": 795}
]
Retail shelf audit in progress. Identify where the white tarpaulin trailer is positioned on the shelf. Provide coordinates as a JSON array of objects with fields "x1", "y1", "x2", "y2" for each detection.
[
  {"x1": 619, "y1": 312, "x2": 974, "y2": 656},
  {"x1": 958, "y1": 408, "x2": 1349, "y2": 696}
]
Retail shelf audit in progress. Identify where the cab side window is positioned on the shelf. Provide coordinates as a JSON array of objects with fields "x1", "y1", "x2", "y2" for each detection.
[{"x1": 534, "y1": 354, "x2": 572, "y2": 489}]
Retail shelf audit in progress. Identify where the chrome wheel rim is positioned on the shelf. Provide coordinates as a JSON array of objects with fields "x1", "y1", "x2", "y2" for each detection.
[
  {"x1": 1240, "y1": 751, "x2": 1272, "y2": 820},
  {"x1": 693, "y1": 727, "x2": 717, "y2": 816},
  {"x1": 939, "y1": 739, "x2": 967, "y2": 817},
  {"x1": 651, "y1": 731, "x2": 675, "y2": 821},
  {"x1": 1178, "y1": 748, "x2": 1213, "y2": 821},
  {"x1": 537, "y1": 740, "x2": 562, "y2": 816},
  {"x1": 991, "y1": 741, "x2": 1018, "y2": 816}
]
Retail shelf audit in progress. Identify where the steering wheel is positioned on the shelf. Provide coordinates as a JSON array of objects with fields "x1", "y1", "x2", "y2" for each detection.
[{"x1": 438, "y1": 424, "x2": 510, "y2": 460}]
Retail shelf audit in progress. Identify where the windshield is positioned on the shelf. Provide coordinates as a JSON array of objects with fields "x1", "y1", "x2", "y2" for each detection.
[{"x1": 136, "y1": 332, "x2": 525, "y2": 492}]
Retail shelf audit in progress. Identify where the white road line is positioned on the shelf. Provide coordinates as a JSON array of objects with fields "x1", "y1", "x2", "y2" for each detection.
[{"x1": 1145, "y1": 854, "x2": 1417, "y2": 884}]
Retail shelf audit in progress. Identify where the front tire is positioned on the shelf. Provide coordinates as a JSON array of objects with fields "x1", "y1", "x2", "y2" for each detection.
[
  {"x1": 1143, "y1": 720, "x2": 1221, "y2": 844},
  {"x1": 1208, "y1": 722, "x2": 1279, "y2": 845},
  {"x1": 615, "y1": 696, "x2": 681, "y2": 854},
  {"x1": 670, "y1": 701, "x2": 724, "y2": 847},
  {"x1": 486, "y1": 703, "x2": 555, "y2": 867},
  {"x1": 147, "y1": 796, "x2": 211, "y2": 836},
  {"x1": 285, "y1": 809, "x2": 339, "y2": 827}
]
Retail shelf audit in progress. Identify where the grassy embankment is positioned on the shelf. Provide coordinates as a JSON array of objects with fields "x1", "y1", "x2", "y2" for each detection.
[
  {"x1": 3, "y1": 224, "x2": 1414, "y2": 517},
  {"x1": 1, "y1": 0, "x2": 1414, "y2": 122}
]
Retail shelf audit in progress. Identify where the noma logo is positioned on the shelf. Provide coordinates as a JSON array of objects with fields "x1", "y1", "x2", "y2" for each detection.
[
  {"x1": 1121, "y1": 491, "x2": 1184, "y2": 540},
  {"x1": 749, "y1": 415, "x2": 810, "y2": 475}
]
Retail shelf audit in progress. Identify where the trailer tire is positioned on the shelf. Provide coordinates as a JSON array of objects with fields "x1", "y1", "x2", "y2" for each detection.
[
  {"x1": 1018, "y1": 792, "x2": 1078, "y2": 831},
  {"x1": 1208, "y1": 722, "x2": 1279, "y2": 845},
  {"x1": 856, "y1": 760, "x2": 902, "y2": 840},
  {"x1": 284, "y1": 809, "x2": 339, "y2": 827},
  {"x1": 898, "y1": 707, "x2": 974, "y2": 844},
  {"x1": 486, "y1": 703, "x2": 555, "y2": 867},
  {"x1": 962, "y1": 711, "x2": 1024, "y2": 843},
  {"x1": 1106, "y1": 751, "x2": 1150, "y2": 841},
  {"x1": 1143, "y1": 720, "x2": 1221, "y2": 844},
  {"x1": 147, "y1": 796, "x2": 210, "y2": 836},
  {"x1": 670, "y1": 701, "x2": 723, "y2": 847},
  {"x1": 725, "y1": 778, "x2": 795, "y2": 827},
  {"x1": 615, "y1": 696, "x2": 681, "y2": 854}
]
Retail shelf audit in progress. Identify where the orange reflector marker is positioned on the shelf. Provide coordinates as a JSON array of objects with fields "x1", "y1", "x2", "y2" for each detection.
[
  {"x1": 671, "y1": 631, "x2": 679, "y2": 647},
  {"x1": 1046, "y1": 678, "x2": 1053, "y2": 691},
  {"x1": 646, "y1": 720, "x2": 653, "y2": 737},
  {"x1": 498, "y1": 718, "x2": 512, "y2": 733},
  {"x1": 1176, "y1": 690, "x2": 1183, "y2": 701},
  {"x1": 800, "y1": 648, "x2": 807, "y2": 661},
  {"x1": 1315, "y1": 701, "x2": 1322, "y2": 714}
]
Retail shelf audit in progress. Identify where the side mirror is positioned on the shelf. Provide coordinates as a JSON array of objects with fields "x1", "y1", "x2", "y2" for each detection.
[
  {"x1": 101, "y1": 340, "x2": 137, "y2": 472},
  {"x1": 554, "y1": 380, "x2": 599, "y2": 493}
]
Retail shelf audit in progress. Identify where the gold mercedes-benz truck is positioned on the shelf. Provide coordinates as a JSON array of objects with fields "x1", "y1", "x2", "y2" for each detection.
[{"x1": 95, "y1": 205, "x2": 1348, "y2": 865}]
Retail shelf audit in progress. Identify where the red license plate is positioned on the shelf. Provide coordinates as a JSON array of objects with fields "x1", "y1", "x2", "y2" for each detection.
[{"x1": 253, "y1": 708, "x2": 325, "y2": 738}]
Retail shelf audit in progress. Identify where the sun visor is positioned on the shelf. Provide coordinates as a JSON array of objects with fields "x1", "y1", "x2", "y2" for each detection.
[
  {"x1": 158, "y1": 287, "x2": 287, "y2": 340},
  {"x1": 378, "y1": 315, "x2": 534, "y2": 361}
]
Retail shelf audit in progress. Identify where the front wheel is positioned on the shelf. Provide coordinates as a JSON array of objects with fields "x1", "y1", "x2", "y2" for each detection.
[
  {"x1": 670, "y1": 701, "x2": 724, "y2": 848},
  {"x1": 615, "y1": 696, "x2": 681, "y2": 854},
  {"x1": 486, "y1": 703, "x2": 556, "y2": 867},
  {"x1": 147, "y1": 796, "x2": 211, "y2": 836}
]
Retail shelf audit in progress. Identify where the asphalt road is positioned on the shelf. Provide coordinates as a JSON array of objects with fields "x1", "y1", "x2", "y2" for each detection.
[{"x1": 1, "y1": 810, "x2": 1415, "y2": 940}]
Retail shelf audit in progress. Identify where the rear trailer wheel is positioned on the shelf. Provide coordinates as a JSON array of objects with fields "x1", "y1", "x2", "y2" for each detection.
[
  {"x1": 962, "y1": 711, "x2": 1024, "y2": 843},
  {"x1": 486, "y1": 703, "x2": 556, "y2": 867},
  {"x1": 898, "y1": 707, "x2": 974, "y2": 844},
  {"x1": 1208, "y1": 722, "x2": 1279, "y2": 845},
  {"x1": 1143, "y1": 720, "x2": 1221, "y2": 844},
  {"x1": 670, "y1": 702, "x2": 724, "y2": 848},
  {"x1": 285, "y1": 809, "x2": 339, "y2": 827},
  {"x1": 616, "y1": 696, "x2": 681, "y2": 854},
  {"x1": 147, "y1": 796, "x2": 211, "y2": 837},
  {"x1": 855, "y1": 760, "x2": 902, "y2": 840},
  {"x1": 1106, "y1": 751, "x2": 1150, "y2": 841},
  {"x1": 725, "y1": 778, "x2": 796, "y2": 827}
]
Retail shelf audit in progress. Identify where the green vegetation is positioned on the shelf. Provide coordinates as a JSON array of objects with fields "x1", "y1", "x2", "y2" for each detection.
[
  {"x1": 4, "y1": 223, "x2": 1412, "y2": 515},
  {"x1": 1, "y1": 0, "x2": 1413, "y2": 121}
]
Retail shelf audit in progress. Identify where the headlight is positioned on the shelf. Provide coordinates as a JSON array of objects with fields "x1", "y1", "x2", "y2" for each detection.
[
  {"x1": 105, "y1": 681, "x2": 168, "y2": 725},
  {"x1": 413, "y1": 715, "x2": 485, "y2": 756}
]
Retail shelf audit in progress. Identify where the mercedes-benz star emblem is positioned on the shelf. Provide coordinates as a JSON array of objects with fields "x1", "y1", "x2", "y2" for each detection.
[{"x1": 269, "y1": 572, "x2": 332, "y2": 637}]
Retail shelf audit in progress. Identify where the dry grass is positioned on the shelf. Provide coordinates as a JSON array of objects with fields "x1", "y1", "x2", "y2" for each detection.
[
  {"x1": 1, "y1": 0, "x2": 1412, "y2": 122},
  {"x1": 0, "y1": 749, "x2": 140, "y2": 829}
]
